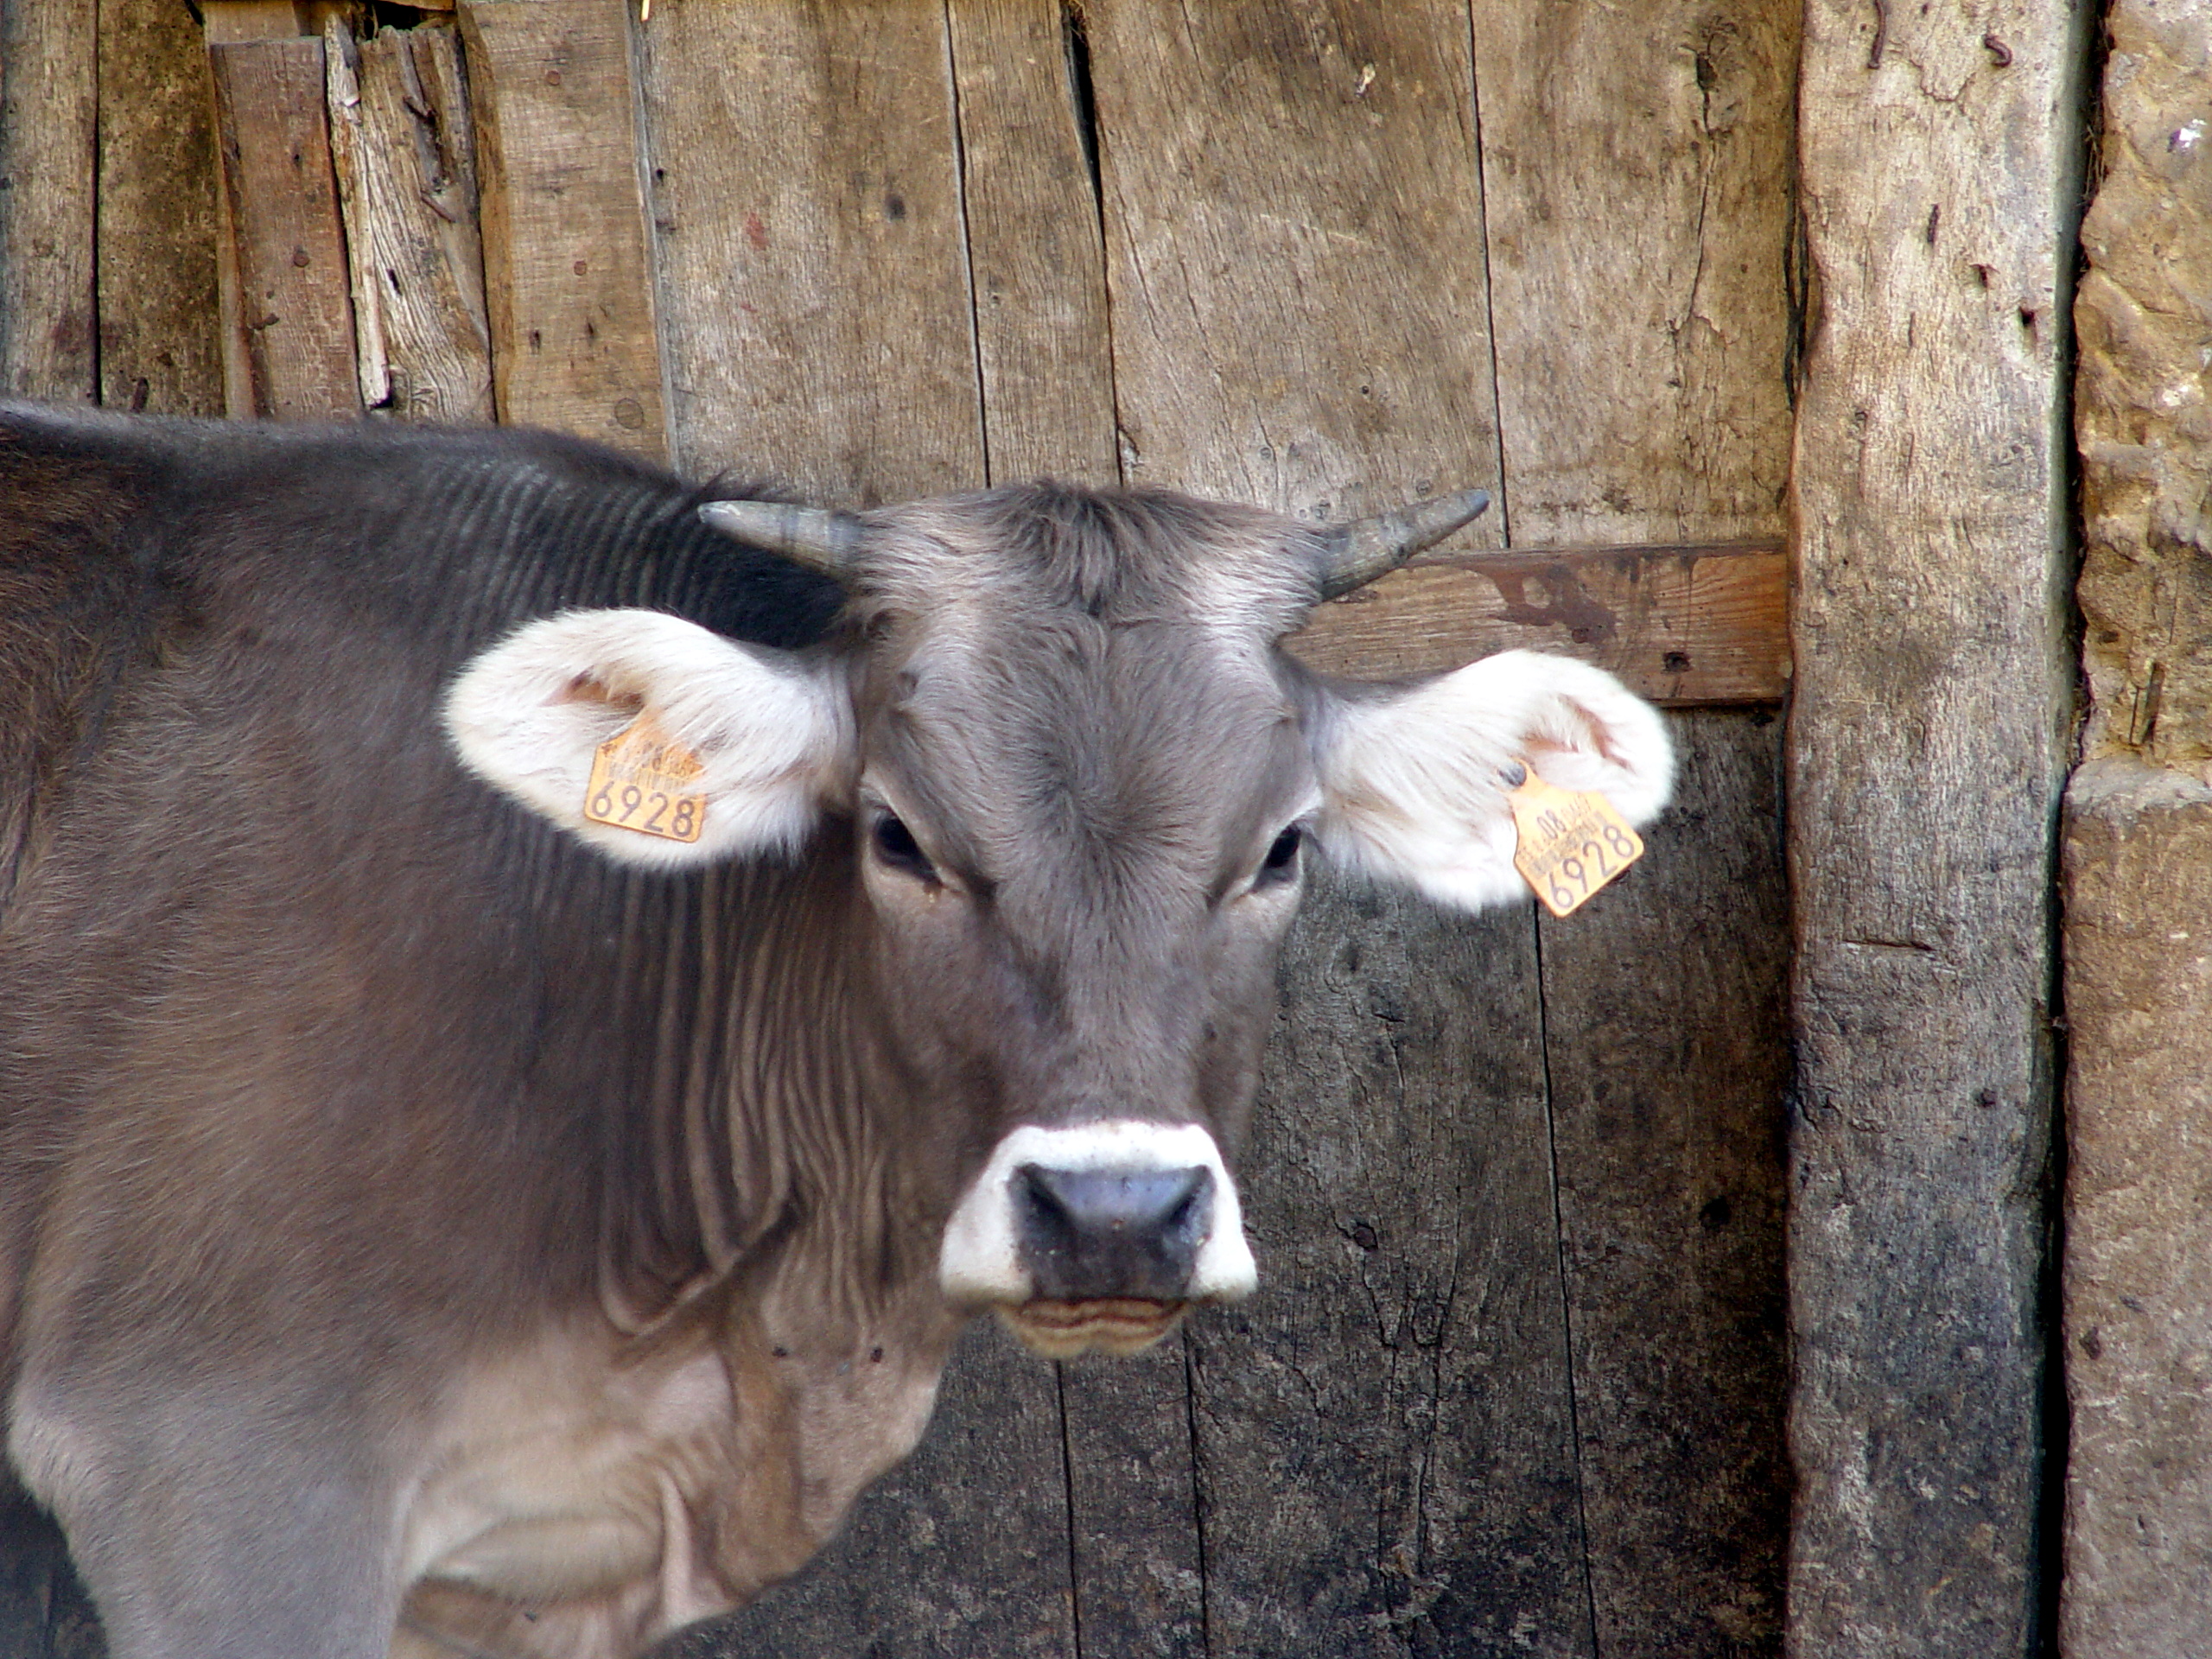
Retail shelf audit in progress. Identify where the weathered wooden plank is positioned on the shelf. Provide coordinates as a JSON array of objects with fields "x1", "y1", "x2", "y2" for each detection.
[
  {"x1": 1198, "y1": 878, "x2": 1591, "y2": 1656},
  {"x1": 326, "y1": 21, "x2": 493, "y2": 423},
  {"x1": 634, "y1": 2, "x2": 980, "y2": 497},
  {"x1": 1058, "y1": 1342, "x2": 1205, "y2": 1659},
  {"x1": 0, "y1": 0, "x2": 97, "y2": 401},
  {"x1": 95, "y1": 0, "x2": 223, "y2": 415},
  {"x1": 1465, "y1": 9, "x2": 1799, "y2": 1651},
  {"x1": 697, "y1": 1320, "x2": 1077, "y2": 1659},
  {"x1": 2061, "y1": 760, "x2": 2212, "y2": 1659},
  {"x1": 459, "y1": 0, "x2": 666, "y2": 457},
  {"x1": 1291, "y1": 541, "x2": 1786, "y2": 704},
  {"x1": 200, "y1": 1, "x2": 315, "y2": 45},
  {"x1": 207, "y1": 35, "x2": 362, "y2": 419},
  {"x1": 1535, "y1": 711, "x2": 1790, "y2": 1656},
  {"x1": 1084, "y1": 0, "x2": 1503, "y2": 533},
  {"x1": 945, "y1": 0, "x2": 1119, "y2": 486},
  {"x1": 1789, "y1": 2, "x2": 2086, "y2": 1652},
  {"x1": 1471, "y1": 0, "x2": 1797, "y2": 547}
]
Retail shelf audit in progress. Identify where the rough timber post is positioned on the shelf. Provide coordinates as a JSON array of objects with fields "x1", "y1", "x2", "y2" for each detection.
[{"x1": 1788, "y1": 2, "x2": 2086, "y2": 1652}]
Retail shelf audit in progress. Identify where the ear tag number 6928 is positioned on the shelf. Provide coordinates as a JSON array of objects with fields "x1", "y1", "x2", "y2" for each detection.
[
  {"x1": 582, "y1": 710, "x2": 708, "y2": 844},
  {"x1": 1507, "y1": 766, "x2": 1643, "y2": 918}
]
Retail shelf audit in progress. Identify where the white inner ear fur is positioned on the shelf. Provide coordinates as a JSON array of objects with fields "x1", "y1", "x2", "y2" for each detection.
[
  {"x1": 1309, "y1": 648, "x2": 1674, "y2": 913},
  {"x1": 443, "y1": 609, "x2": 853, "y2": 868}
]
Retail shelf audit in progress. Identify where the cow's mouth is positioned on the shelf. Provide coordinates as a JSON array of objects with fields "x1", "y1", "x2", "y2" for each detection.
[{"x1": 999, "y1": 1296, "x2": 1189, "y2": 1358}]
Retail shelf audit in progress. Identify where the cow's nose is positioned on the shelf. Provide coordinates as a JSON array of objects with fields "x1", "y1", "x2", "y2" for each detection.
[{"x1": 1014, "y1": 1163, "x2": 1213, "y2": 1302}]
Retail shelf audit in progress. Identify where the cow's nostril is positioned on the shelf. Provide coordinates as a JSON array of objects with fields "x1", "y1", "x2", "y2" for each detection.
[{"x1": 1014, "y1": 1163, "x2": 1213, "y2": 1302}]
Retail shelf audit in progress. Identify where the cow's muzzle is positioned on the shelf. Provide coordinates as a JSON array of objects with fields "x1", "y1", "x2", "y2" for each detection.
[{"x1": 938, "y1": 1122, "x2": 1258, "y2": 1358}]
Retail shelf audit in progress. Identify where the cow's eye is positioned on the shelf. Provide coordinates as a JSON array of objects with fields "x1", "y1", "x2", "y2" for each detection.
[
  {"x1": 1255, "y1": 824, "x2": 1304, "y2": 887},
  {"x1": 872, "y1": 813, "x2": 937, "y2": 882}
]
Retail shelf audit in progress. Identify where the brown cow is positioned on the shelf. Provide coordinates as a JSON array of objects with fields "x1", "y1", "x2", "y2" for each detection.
[{"x1": 0, "y1": 405, "x2": 1669, "y2": 1658}]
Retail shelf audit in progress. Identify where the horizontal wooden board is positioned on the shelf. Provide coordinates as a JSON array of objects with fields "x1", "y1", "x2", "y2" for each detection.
[{"x1": 1289, "y1": 540, "x2": 1787, "y2": 703}]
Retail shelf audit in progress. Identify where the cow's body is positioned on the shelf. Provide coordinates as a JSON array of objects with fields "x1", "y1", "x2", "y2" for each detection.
[{"x1": 0, "y1": 405, "x2": 1671, "y2": 1659}]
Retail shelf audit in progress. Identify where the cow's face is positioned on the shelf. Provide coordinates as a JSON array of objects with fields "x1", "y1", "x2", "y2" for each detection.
[{"x1": 444, "y1": 485, "x2": 1671, "y2": 1357}]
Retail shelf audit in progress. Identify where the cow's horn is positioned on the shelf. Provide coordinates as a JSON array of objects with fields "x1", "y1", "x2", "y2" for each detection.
[
  {"x1": 697, "y1": 499, "x2": 865, "y2": 579},
  {"x1": 1313, "y1": 487, "x2": 1492, "y2": 600}
]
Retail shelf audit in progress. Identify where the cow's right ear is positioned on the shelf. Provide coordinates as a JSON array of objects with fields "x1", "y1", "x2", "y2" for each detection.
[{"x1": 443, "y1": 609, "x2": 854, "y2": 868}]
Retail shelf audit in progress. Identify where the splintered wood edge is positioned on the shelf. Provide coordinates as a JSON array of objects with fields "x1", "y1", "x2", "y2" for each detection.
[{"x1": 1287, "y1": 539, "x2": 1789, "y2": 706}]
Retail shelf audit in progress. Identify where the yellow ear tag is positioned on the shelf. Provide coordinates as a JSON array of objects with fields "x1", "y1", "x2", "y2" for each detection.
[
  {"x1": 582, "y1": 709, "x2": 708, "y2": 843},
  {"x1": 1507, "y1": 766, "x2": 1644, "y2": 918}
]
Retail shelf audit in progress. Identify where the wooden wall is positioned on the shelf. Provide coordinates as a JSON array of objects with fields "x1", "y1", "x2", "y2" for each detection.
[{"x1": 0, "y1": 2, "x2": 1807, "y2": 1656}]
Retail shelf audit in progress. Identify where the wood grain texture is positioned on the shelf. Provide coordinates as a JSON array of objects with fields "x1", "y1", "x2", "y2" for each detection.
[
  {"x1": 634, "y1": 1, "x2": 981, "y2": 498},
  {"x1": 1789, "y1": 2, "x2": 2085, "y2": 1651},
  {"x1": 1291, "y1": 542, "x2": 1787, "y2": 703},
  {"x1": 1084, "y1": 0, "x2": 1502, "y2": 532},
  {"x1": 1537, "y1": 711, "x2": 1791, "y2": 1657},
  {"x1": 1470, "y1": 0, "x2": 1797, "y2": 547},
  {"x1": 945, "y1": 0, "x2": 1119, "y2": 486},
  {"x1": 96, "y1": 0, "x2": 223, "y2": 415},
  {"x1": 1458, "y1": 6, "x2": 1799, "y2": 1653},
  {"x1": 208, "y1": 35, "x2": 362, "y2": 418},
  {"x1": 460, "y1": 0, "x2": 666, "y2": 457},
  {"x1": 0, "y1": 0, "x2": 97, "y2": 401},
  {"x1": 1198, "y1": 879, "x2": 1592, "y2": 1657},
  {"x1": 327, "y1": 21, "x2": 493, "y2": 422}
]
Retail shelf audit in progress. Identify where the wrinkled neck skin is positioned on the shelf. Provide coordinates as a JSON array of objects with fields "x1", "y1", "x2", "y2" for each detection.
[{"x1": 400, "y1": 831, "x2": 977, "y2": 1643}]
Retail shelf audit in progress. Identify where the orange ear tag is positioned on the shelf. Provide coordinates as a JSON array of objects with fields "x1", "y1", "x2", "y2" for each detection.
[
  {"x1": 582, "y1": 710, "x2": 709, "y2": 844},
  {"x1": 1507, "y1": 766, "x2": 1644, "y2": 918}
]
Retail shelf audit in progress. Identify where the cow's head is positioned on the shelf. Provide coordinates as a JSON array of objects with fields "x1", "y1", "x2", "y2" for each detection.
[{"x1": 443, "y1": 484, "x2": 1669, "y2": 1357}]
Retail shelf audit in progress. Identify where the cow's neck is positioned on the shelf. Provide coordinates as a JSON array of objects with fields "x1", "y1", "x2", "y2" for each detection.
[{"x1": 580, "y1": 840, "x2": 943, "y2": 1358}]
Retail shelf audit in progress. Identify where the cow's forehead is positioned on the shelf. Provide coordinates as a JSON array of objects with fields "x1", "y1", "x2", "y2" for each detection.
[
  {"x1": 847, "y1": 483, "x2": 1323, "y2": 645},
  {"x1": 838, "y1": 486, "x2": 1321, "y2": 863}
]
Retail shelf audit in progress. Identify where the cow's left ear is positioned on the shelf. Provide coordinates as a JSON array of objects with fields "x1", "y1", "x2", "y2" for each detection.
[
  {"x1": 443, "y1": 608, "x2": 854, "y2": 868},
  {"x1": 1306, "y1": 649, "x2": 1672, "y2": 912}
]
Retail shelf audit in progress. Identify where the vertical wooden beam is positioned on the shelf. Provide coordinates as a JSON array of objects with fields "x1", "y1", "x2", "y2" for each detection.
[
  {"x1": 326, "y1": 21, "x2": 493, "y2": 423},
  {"x1": 1472, "y1": 0, "x2": 1797, "y2": 548},
  {"x1": 207, "y1": 34, "x2": 361, "y2": 418},
  {"x1": 96, "y1": 0, "x2": 224, "y2": 415},
  {"x1": 946, "y1": 0, "x2": 1118, "y2": 487},
  {"x1": 1469, "y1": 3, "x2": 1800, "y2": 1655},
  {"x1": 0, "y1": 0, "x2": 98, "y2": 401},
  {"x1": 1789, "y1": 3, "x2": 2087, "y2": 1653},
  {"x1": 2061, "y1": 761, "x2": 2212, "y2": 1659},
  {"x1": 459, "y1": 0, "x2": 669, "y2": 459},
  {"x1": 1085, "y1": 0, "x2": 1503, "y2": 533},
  {"x1": 632, "y1": 0, "x2": 978, "y2": 495}
]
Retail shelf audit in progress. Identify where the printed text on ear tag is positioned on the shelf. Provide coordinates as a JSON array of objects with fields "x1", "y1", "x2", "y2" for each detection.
[
  {"x1": 1507, "y1": 768, "x2": 1643, "y2": 918},
  {"x1": 582, "y1": 710, "x2": 708, "y2": 843}
]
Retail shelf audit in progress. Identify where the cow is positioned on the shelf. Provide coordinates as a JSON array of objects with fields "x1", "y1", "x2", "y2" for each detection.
[{"x1": 0, "y1": 404, "x2": 1670, "y2": 1659}]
